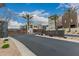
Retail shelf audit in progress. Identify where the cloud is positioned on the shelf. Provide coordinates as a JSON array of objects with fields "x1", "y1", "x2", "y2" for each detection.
[
  {"x1": 57, "y1": 3, "x2": 79, "y2": 23},
  {"x1": 69, "y1": 4, "x2": 79, "y2": 9},
  {"x1": 56, "y1": 3, "x2": 79, "y2": 10},
  {"x1": 56, "y1": 3, "x2": 79, "y2": 15},
  {"x1": 31, "y1": 10, "x2": 49, "y2": 17},
  {"x1": 8, "y1": 19, "x2": 25, "y2": 29},
  {"x1": 32, "y1": 15, "x2": 48, "y2": 25},
  {"x1": 19, "y1": 10, "x2": 49, "y2": 25},
  {"x1": 56, "y1": 3, "x2": 70, "y2": 10},
  {"x1": 19, "y1": 10, "x2": 49, "y2": 17}
]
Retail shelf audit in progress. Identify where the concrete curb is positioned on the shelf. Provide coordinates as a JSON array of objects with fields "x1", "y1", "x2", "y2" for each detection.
[
  {"x1": 8, "y1": 37, "x2": 36, "y2": 56},
  {"x1": 35, "y1": 34, "x2": 79, "y2": 43}
]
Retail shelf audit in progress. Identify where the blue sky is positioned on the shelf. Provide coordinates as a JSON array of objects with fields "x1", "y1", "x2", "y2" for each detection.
[
  {"x1": 5, "y1": 3, "x2": 64, "y2": 15},
  {"x1": 0, "y1": 3, "x2": 68, "y2": 24}
]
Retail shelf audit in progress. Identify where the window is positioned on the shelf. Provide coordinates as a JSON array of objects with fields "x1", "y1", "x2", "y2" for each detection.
[
  {"x1": 71, "y1": 19, "x2": 73, "y2": 23},
  {"x1": 65, "y1": 20, "x2": 66, "y2": 23}
]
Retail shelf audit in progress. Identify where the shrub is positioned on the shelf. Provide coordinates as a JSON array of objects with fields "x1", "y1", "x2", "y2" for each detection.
[
  {"x1": 77, "y1": 32, "x2": 79, "y2": 34},
  {"x1": 67, "y1": 31, "x2": 70, "y2": 33},
  {"x1": 3, "y1": 41, "x2": 8, "y2": 43},
  {"x1": 3, "y1": 39, "x2": 8, "y2": 43},
  {"x1": 64, "y1": 37, "x2": 67, "y2": 38},
  {"x1": 2, "y1": 43, "x2": 9, "y2": 48},
  {"x1": 4, "y1": 39, "x2": 8, "y2": 41},
  {"x1": 75, "y1": 30, "x2": 77, "y2": 32}
]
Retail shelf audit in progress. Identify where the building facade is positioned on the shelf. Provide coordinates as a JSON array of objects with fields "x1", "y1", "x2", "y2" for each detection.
[
  {"x1": 48, "y1": 18, "x2": 55, "y2": 30},
  {"x1": 47, "y1": 15, "x2": 62, "y2": 31},
  {"x1": 62, "y1": 8, "x2": 78, "y2": 28}
]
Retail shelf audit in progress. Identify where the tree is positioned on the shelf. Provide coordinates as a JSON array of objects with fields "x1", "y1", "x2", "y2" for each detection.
[
  {"x1": 48, "y1": 14, "x2": 59, "y2": 30},
  {"x1": 21, "y1": 13, "x2": 33, "y2": 33},
  {"x1": 67, "y1": 8, "x2": 77, "y2": 32},
  {"x1": 0, "y1": 3, "x2": 5, "y2": 8},
  {"x1": 67, "y1": 8, "x2": 71, "y2": 32}
]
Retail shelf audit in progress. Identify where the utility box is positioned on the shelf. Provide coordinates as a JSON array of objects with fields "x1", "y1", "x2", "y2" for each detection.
[{"x1": 0, "y1": 21, "x2": 8, "y2": 38}]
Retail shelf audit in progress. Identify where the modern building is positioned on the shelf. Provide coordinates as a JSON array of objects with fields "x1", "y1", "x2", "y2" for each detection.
[
  {"x1": 62, "y1": 8, "x2": 78, "y2": 28},
  {"x1": 47, "y1": 15, "x2": 62, "y2": 31},
  {"x1": 28, "y1": 22, "x2": 43, "y2": 30},
  {"x1": 48, "y1": 18, "x2": 55, "y2": 30}
]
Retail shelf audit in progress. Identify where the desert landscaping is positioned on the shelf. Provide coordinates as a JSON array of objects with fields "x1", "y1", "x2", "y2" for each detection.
[{"x1": 0, "y1": 39, "x2": 21, "y2": 56}]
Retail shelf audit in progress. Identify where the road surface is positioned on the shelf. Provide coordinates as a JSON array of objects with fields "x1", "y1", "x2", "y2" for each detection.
[{"x1": 11, "y1": 34, "x2": 79, "y2": 56}]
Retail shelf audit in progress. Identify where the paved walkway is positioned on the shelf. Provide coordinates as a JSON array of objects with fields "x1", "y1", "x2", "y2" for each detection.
[
  {"x1": 8, "y1": 37, "x2": 36, "y2": 56},
  {"x1": 0, "y1": 38, "x2": 21, "y2": 56}
]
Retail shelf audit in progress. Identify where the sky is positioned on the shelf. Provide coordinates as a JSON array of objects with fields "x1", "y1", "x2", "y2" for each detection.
[
  {"x1": 5, "y1": 3, "x2": 63, "y2": 15},
  {"x1": 0, "y1": 3, "x2": 79, "y2": 29},
  {"x1": 5, "y1": 3, "x2": 65, "y2": 24}
]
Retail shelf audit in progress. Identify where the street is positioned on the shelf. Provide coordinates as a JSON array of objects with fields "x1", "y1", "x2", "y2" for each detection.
[{"x1": 12, "y1": 34, "x2": 79, "y2": 56}]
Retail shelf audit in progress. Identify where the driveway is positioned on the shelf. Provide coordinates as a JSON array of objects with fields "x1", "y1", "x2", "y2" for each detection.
[{"x1": 11, "y1": 34, "x2": 79, "y2": 56}]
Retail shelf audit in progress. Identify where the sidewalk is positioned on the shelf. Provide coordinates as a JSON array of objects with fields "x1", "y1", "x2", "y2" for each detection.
[
  {"x1": 35, "y1": 34, "x2": 79, "y2": 43},
  {"x1": 8, "y1": 37, "x2": 36, "y2": 56},
  {"x1": 0, "y1": 38, "x2": 21, "y2": 56}
]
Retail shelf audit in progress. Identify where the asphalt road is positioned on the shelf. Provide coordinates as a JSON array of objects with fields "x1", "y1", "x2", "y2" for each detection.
[{"x1": 11, "y1": 34, "x2": 79, "y2": 56}]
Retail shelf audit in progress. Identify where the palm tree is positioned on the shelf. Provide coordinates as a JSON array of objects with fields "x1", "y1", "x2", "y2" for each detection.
[
  {"x1": 21, "y1": 14, "x2": 33, "y2": 33},
  {"x1": 48, "y1": 14, "x2": 59, "y2": 30}
]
